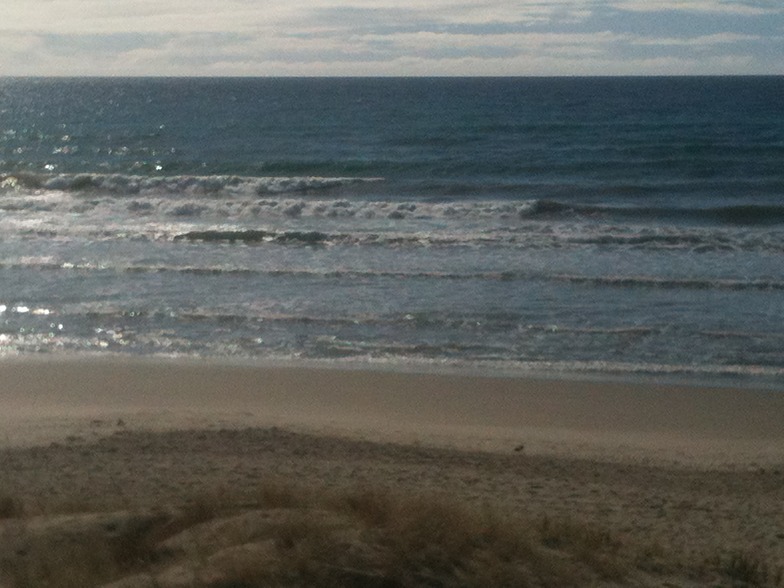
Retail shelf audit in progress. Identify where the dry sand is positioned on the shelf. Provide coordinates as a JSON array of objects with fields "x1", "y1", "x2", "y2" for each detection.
[
  {"x1": 1, "y1": 355, "x2": 783, "y2": 575},
  {"x1": 2, "y1": 355, "x2": 783, "y2": 463}
]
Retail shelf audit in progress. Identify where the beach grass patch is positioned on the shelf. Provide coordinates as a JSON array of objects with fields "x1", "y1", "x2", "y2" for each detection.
[
  {"x1": 0, "y1": 494, "x2": 24, "y2": 518},
  {"x1": 2, "y1": 480, "x2": 780, "y2": 588},
  {"x1": 721, "y1": 551, "x2": 784, "y2": 587}
]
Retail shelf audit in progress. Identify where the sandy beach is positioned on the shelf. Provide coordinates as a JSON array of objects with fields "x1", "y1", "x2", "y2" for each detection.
[
  {"x1": 1, "y1": 356, "x2": 783, "y2": 586},
  {"x1": 2, "y1": 355, "x2": 783, "y2": 463}
]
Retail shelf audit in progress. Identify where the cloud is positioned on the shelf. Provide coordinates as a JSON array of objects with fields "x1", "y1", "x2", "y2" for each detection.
[
  {"x1": 2, "y1": 1, "x2": 602, "y2": 37},
  {"x1": 610, "y1": 1, "x2": 781, "y2": 16},
  {"x1": 629, "y1": 32, "x2": 763, "y2": 46},
  {"x1": 0, "y1": 0, "x2": 782, "y2": 75},
  {"x1": 1, "y1": 0, "x2": 297, "y2": 34}
]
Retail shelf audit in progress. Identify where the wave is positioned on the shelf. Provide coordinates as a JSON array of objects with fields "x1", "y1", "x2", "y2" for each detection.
[
  {"x1": 0, "y1": 172, "x2": 384, "y2": 197},
  {"x1": 9, "y1": 220, "x2": 781, "y2": 253},
  {"x1": 540, "y1": 201, "x2": 784, "y2": 226},
  {"x1": 0, "y1": 222, "x2": 784, "y2": 254},
  {"x1": 173, "y1": 229, "x2": 334, "y2": 245},
  {"x1": 12, "y1": 300, "x2": 784, "y2": 345},
  {"x1": 568, "y1": 233, "x2": 732, "y2": 250},
  {"x1": 3, "y1": 172, "x2": 784, "y2": 229},
  {"x1": 171, "y1": 227, "x2": 505, "y2": 248},
  {"x1": 5, "y1": 256, "x2": 784, "y2": 293},
  {"x1": 170, "y1": 226, "x2": 784, "y2": 253},
  {"x1": 3, "y1": 179, "x2": 784, "y2": 255},
  {"x1": 554, "y1": 274, "x2": 784, "y2": 291},
  {"x1": 5, "y1": 171, "x2": 784, "y2": 226}
]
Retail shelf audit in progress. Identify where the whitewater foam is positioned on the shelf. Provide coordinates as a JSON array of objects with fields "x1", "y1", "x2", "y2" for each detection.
[{"x1": 0, "y1": 172, "x2": 384, "y2": 197}]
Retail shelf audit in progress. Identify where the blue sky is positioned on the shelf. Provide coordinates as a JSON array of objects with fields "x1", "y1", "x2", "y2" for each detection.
[{"x1": 1, "y1": 0, "x2": 782, "y2": 76}]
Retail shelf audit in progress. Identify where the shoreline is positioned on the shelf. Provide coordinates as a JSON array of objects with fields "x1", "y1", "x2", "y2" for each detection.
[
  {"x1": 1, "y1": 354, "x2": 782, "y2": 466},
  {"x1": 2, "y1": 349, "x2": 782, "y2": 392}
]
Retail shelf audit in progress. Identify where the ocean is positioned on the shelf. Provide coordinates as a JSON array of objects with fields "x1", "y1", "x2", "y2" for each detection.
[{"x1": 1, "y1": 76, "x2": 783, "y2": 388}]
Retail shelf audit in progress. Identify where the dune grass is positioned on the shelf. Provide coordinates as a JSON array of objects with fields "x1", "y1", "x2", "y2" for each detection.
[
  {"x1": 0, "y1": 480, "x2": 781, "y2": 588},
  {"x1": 0, "y1": 494, "x2": 24, "y2": 519}
]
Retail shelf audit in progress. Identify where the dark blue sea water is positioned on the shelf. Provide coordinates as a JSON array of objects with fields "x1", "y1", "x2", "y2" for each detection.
[{"x1": 1, "y1": 77, "x2": 783, "y2": 387}]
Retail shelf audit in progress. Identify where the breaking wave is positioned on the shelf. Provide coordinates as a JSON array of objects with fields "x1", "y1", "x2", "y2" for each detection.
[
  {"x1": 3, "y1": 172, "x2": 784, "y2": 228},
  {"x1": 173, "y1": 229, "x2": 345, "y2": 245},
  {"x1": 0, "y1": 172, "x2": 383, "y2": 197}
]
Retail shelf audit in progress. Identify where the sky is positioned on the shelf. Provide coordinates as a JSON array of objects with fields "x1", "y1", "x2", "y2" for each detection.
[{"x1": 1, "y1": 0, "x2": 782, "y2": 76}]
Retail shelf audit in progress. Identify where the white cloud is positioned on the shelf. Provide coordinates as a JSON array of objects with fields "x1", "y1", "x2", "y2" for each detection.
[
  {"x1": 0, "y1": 1, "x2": 297, "y2": 34},
  {"x1": 630, "y1": 32, "x2": 762, "y2": 46},
  {"x1": 1, "y1": 0, "x2": 599, "y2": 35},
  {"x1": 0, "y1": 0, "x2": 781, "y2": 75},
  {"x1": 611, "y1": 1, "x2": 781, "y2": 16}
]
